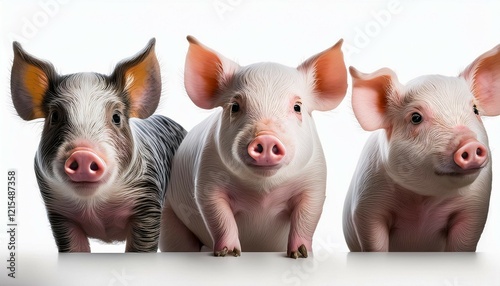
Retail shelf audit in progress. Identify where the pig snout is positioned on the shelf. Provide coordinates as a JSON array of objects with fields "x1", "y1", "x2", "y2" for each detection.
[
  {"x1": 247, "y1": 135, "x2": 286, "y2": 166},
  {"x1": 64, "y1": 150, "x2": 107, "y2": 182},
  {"x1": 454, "y1": 140, "x2": 488, "y2": 171}
]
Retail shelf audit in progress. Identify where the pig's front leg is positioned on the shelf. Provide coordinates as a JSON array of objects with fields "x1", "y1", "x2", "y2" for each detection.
[
  {"x1": 287, "y1": 190, "x2": 326, "y2": 259},
  {"x1": 352, "y1": 211, "x2": 390, "y2": 252},
  {"x1": 445, "y1": 210, "x2": 485, "y2": 252},
  {"x1": 48, "y1": 212, "x2": 90, "y2": 252},
  {"x1": 125, "y1": 199, "x2": 161, "y2": 252},
  {"x1": 198, "y1": 187, "x2": 241, "y2": 257}
]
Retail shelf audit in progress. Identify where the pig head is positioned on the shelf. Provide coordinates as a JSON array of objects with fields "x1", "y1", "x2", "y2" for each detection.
[{"x1": 343, "y1": 44, "x2": 500, "y2": 251}]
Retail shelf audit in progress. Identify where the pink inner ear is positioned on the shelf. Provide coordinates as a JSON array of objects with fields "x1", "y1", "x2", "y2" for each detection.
[
  {"x1": 472, "y1": 59, "x2": 500, "y2": 116},
  {"x1": 313, "y1": 47, "x2": 347, "y2": 109},
  {"x1": 184, "y1": 41, "x2": 224, "y2": 110},
  {"x1": 350, "y1": 67, "x2": 397, "y2": 131},
  {"x1": 352, "y1": 86, "x2": 388, "y2": 131},
  {"x1": 462, "y1": 45, "x2": 500, "y2": 116},
  {"x1": 300, "y1": 40, "x2": 348, "y2": 111}
]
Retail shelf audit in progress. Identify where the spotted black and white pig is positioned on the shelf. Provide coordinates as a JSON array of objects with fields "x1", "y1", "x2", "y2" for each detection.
[
  {"x1": 10, "y1": 39, "x2": 186, "y2": 252},
  {"x1": 160, "y1": 36, "x2": 347, "y2": 258},
  {"x1": 343, "y1": 44, "x2": 500, "y2": 251}
]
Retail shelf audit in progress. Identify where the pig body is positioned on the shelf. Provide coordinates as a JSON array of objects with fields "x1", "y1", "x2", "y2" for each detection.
[
  {"x1": 163, "y1": 110, "x2": 326, "y2": 252},
  {"x1": 343, "y1": 45, "x2": 500, "y2": 252},
  {"x1": 160, "y1": 36, "x2": 348, "y2": 258},
  {"x1": 344, "y1": 122, "x2": 491, "y2": 251},
  {"x1": 11, "y1": 39, "x2": 186, "y2": 252}
]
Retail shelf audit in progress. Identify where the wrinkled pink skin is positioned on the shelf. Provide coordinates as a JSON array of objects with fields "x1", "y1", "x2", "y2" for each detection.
[{"x1": 343, "y1": 43, "x2": 500, "y2": 252}]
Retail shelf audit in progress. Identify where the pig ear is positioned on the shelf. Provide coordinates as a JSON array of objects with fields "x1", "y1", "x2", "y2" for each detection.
[
  {"x1": 350, "y1": 66, "x2": 400, "y2": 131},
  {"x1": 461, "y1": 44, "x2": 500, "y2": 116},
  {"x1": 10, "y1": 42, "x2": 56, "y2": 121},
  {"x1": 184, "y1": 35, "x2": 239, "y2": 109},
  {"x1": 297, "y1": 39, "x2": 348, "y2": 111},
  {"x1": 112, "y1": 38, "x2": 161, "y2": 119}
]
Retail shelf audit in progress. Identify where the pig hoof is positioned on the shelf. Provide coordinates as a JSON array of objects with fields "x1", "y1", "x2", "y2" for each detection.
[
  {"x1": 299, "y1": 244, "x2": 308, "y2": 258},
  {"x1": 214, "y1": 247, "x2": 241, "y2": 257},
  {"x1": 289, "y1": 244, "x2": 308, "y2": 259},
  {"x1": 214, "y1": 247, "x2": 228, "y2": 257}
]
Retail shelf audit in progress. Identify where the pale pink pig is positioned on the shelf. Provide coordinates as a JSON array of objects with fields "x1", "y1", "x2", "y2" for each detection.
[
  {"x1": 160, "y1": 36, "x2": 348, "y2": 258},
  {"x1": 343, "y1": 44, "x2": 500, "y2": 251}
]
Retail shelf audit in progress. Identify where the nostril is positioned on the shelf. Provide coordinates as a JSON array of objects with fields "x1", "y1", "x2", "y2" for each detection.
[
  {"x1": 461, "y1": 152, "x2": 469, "y2": 160},
  {"x1": 90, "y1": 162, "x2": 99, "y2": 171},
  {"x1": 255, "y1": 144, "x2": 263, "y2": 153},
  {"x1": 69, "y1": 161, "x2": 79, "y2": 171},
  {"x1": 476, "y1": 148, "x2": 483, "y2": 156},
  {"x1": 272, "y1": 145, "x2": 279, "y2": 155}
]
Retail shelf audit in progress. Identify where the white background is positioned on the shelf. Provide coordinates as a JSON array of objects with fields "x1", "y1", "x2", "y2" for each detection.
[{"x1": 1, "y1": 0, "x2": 500, "y2": 285}]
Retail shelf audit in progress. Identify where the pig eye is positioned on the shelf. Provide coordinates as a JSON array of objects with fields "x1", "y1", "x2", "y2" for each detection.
[
  {"x1": 231, "y1": 102, "x2": 240, "y2": 113},
  {"x1": 112, "y1": 112, "x2": 122, "y2": 126},
  {"x1": 49, "y1": 110, "x2": 60, "y2": 125},
  {"x1": 294, "y1": 103, "x2": 301, "y2": 113},
  {"x1": 473, "y1": 104, "x2": 479, "y2": 115},
  {"x1": 411, "y1": 112, "x2": 423, "y2": 125}
]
